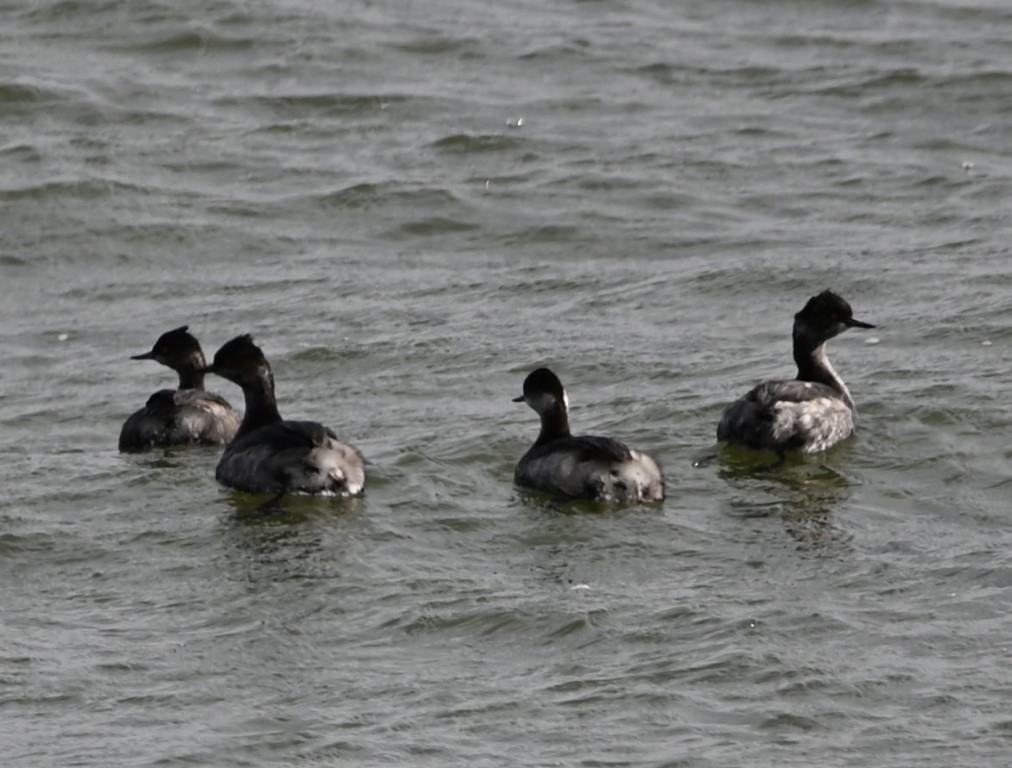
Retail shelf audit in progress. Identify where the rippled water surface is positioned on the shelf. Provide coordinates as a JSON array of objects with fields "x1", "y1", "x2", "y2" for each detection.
[{"x1": 2, "y1": 0, "x2": 1011, "y2": 765}]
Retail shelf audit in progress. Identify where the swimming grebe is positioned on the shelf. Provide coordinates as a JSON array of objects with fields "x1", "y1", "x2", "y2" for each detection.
[
  {"x1": 199, "y1": 335, "x2": 365, "y2": 496},
  {"x1": 514, "y1": 367, "x2": 665, "y2": 502},
  {"x1": 717, "y1": 290, "x2": 875, "y2": 455},
  {"x1": 118, "y1": 326, "x2": 240, "y2": 452}
]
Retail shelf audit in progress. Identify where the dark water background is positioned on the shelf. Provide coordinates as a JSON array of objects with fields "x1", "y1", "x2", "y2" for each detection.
[{"x1": 1, "y1": 0, "x2": 1010, "y2": 765}]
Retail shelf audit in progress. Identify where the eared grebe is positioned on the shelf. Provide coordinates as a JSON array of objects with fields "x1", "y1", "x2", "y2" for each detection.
[
  {"x1": 717, "y1": 290, "x2": 875, "y2": 455},
  {"x1": 513, "y1": 367, "x2": 665, "y2": 502},
  {"x1": 199, "y1": 335, "x2": 365, "y2": 496},
  {"x1": 118, "y1": 326, "x2": 241, "y2": 452}
]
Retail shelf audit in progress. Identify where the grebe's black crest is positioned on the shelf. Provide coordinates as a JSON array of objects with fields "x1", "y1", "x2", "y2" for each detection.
[
  {"x1": 513, "y1": 367, "x2": 565, "y2": 402},
  {"x1": 210, "y1": 334, "x2": 265, "y2": 369},
  {"x1": 200, "y1": 334, "x2": 272, "y2": 387},
  {"x1": 798, "y1": 290, "x2": 854, "y2": 320},
  {"x1": 796, "y1": 290, "x2": 875, "y2": 337},
  {"x1": 130, "y1": 325, "x2": 203, "y2": 365}
]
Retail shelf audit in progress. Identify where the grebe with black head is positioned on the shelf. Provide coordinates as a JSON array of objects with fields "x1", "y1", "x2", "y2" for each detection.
[
  {"x1": 200, "y1": 335, "x2": 365, "y2": 497},
  {"x1": 717, "y1": 290, "x2": 875, "y2": 456},
  {"x1": 514, "y1": 367, "x2": 664, "y2": 502},
  {"x1": 118, "y1": 326, "x2": 240, "y2": 452}
]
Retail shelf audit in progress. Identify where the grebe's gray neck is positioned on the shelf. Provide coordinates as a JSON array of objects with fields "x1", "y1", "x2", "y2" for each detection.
[
  {"x1": 534, "y1": 392, "x2": 572, "y2": 447},
  {"x1": 794, "y1": 337, "x2": 855, "y2": 411},
  {"x1": 235, "y1": 366, "x2": 282, "y2": 439},
  {"x1": 176, "y1": 367, "x2": 205, "y2": 391},
  {"x1": 175, "y1": 350, "x2": 208, "y2": 391}
]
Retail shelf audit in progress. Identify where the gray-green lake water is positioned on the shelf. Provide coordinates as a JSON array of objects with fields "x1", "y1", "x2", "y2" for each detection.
[{"x1": 2, "y1": 0, "x2": 1010, "y2": 765}]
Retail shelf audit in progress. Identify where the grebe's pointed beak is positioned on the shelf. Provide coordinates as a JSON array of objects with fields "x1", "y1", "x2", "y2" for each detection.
[
  {"x1": 130, "y1": 351, "x2": 155, "y2": 361},
  {"x1": 846, "y1": 318, "x2": 875, "y2": 329},
  {"x1": 512, "y1": 395, "x2": 525, "y2": 403}
]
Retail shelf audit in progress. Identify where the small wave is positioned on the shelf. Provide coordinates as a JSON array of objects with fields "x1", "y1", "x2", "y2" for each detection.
[
  {"x1": 0, "y1": 177, "x2": 151, "y2": 202},
  {"x1": 809, "y1": 67, "x2": 933, "y2": 97},
  {"x1": 517, "y1": 41, "x2": 591, "y2": 62},
  {"x1": 396, "y1": 605, "x2": 600, "y2": 643},
  {"x1": 102, "y1": 27, "x2": 256, "y2": 54},
  {"x1": 390, "y1": 217, "x2": 479, "y2": 238},
  {"x1": 311, "y1": 183, "x2": 461, "y2": 211},
  {"x1": 911, "y1": 174, "x2": 969, "y2": 190},
  {"x1": 289, "y1": 346, "x2": 370, "y2": 364},
  {"x1": 0, "y1": 142, "x2": 42, "y2": 161},
  {"x1": 429, "y1": 133, "x2": 526, "y2": 154},
  {"x1": 758, "y1": 712, "x2": 821, "y2": 731},
  {"x1": 638, "y1": 61, "x2": 787, "y2": 86},
  {"x1": 0, "y1": 531, "x2": 58, "y2": 555},
  {"x1": 490, "y1": 224, "x2": 581, "y2": 247},
  {"x1": 0, "y1": 82, "x2": 58, "y2": 105},
  {"x1": 220, "y1": 92, "x2": 410, "y2": 118},
  {"x1": 386, "y1": 35, "x2": 482, "y2": 57},
  {"x1": 23, "y1": 0, "x2": 127, "y2": 22}
]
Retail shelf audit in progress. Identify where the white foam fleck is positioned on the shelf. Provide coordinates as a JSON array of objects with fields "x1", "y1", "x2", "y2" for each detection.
[{"x1": 865, "y1": 336, "x2": 880, "y2": 345}]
